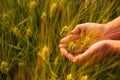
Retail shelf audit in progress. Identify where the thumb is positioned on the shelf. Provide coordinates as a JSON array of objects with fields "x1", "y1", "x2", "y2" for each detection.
[{"x1": 71, "y1": 24, "x2": 87, "y2": 34}]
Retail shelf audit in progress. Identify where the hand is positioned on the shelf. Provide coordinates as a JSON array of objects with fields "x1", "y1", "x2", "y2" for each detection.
[
  {"x1": 59, "y1": 23, "x2": 108, "y2": 54},
  {"x1": 60, "y1": 40, "x2": 113, "y2": 64},
  {"x1": 59, "y1": 23, "x2": 115, "y2": 64},
  {"x1": 70, "y1": 23, "x2": 107, "y2": 39},
  {"x1": 59, "y1": 38, "x2": 120, "y2": 65}
]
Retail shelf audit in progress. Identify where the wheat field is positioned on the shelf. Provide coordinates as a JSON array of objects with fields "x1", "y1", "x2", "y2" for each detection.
[{"x1": 0, "y1": 0, "x2": 120, "y2": 80}]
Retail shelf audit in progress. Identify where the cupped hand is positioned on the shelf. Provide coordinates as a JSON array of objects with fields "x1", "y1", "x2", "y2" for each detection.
[
  {"x1": 60, "y1": 40, "x2": 113, "y2": 64},
  {"x1": 59, "y1": 23, "x2": 112, "y2": 64}
]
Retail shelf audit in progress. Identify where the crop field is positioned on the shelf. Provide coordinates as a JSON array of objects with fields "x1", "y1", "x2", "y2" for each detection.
[{"x1": 0, "y1": 0, "x2": 120, "y2": 80}]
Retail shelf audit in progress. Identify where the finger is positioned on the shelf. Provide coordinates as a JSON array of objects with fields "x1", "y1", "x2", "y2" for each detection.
[
  {"x1": 72, "y1": 33, "x2": 80, "y2": 40},
  {"x1": 72, "y1": 47, "x2": 94, "y2": 64},
  {"x1": 60, "y1": 35, "x2": 72, "y2": 44},
  {"x1": 73, "y1": 49, "x2": 82, "y2": 54},
  {"x1": 72, "y1": 54, "x2": 85, "y2": 63},
  {"x1": 60, "y1": 34, "x2": 80, "y2": 44},
  {"x1": 72, "y1": 45, "x2": 89, "y2": 55},
  {"x1": 71, "y1": 24, "x2": 86, "y2": 34},
  {"x1": 59, "y1": 44, "x2": 67, "y2": 48},
  {"x1": 60, "y1": 48, "x2": 74, "y2": 62}
]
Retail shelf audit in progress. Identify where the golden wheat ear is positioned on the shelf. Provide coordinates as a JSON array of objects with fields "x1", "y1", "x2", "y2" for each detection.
[{"x1": 60, "y1": 26, "x2": 69, "y2": 38}]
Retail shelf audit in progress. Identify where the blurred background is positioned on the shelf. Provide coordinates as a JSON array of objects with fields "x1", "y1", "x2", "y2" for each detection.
[{"x1": 0, "y1": 0, "x2": 120, "y2": 80}]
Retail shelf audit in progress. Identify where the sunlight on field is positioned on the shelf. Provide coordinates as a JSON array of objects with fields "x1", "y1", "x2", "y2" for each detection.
[{"x1": 0, "y1": 0, "x2": 120, "y2": 80}]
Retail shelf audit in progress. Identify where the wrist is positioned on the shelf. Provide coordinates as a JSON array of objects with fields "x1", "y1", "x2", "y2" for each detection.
[
  {"x1": 104, "y1": 17, "x2": 120, "y2": 35},
  {"x1": 99, "y1": 23, "x2": 110, "y2": 39},
  {"x1": 103, "y1": 22, "x2": 120, "y2": 40},
  {"x1": 107, "y1": 40, "x2": 120, "y2": 55}
]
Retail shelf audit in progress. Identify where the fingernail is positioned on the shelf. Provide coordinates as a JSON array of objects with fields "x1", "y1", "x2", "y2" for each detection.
[
  {"x1": 73, "y1": 59, "x2": 77, "y2": 64},
  {"x1": 58, "y1": 45, "x2": 60, "y2": 48},
  {"x1": 60, "y1": 40, "x2": 62, "y2": 43},
  {"x1": 71, "y1": 30, "x2": 74, "y2": 34},
  {"x1": 59, "y1": 44, "x2": 61, "y2": 48}
]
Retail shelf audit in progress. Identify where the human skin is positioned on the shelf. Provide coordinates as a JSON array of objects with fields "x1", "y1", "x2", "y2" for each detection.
[{"x1": 59, "y1": 16, "x2": 120, "y2": 64}]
